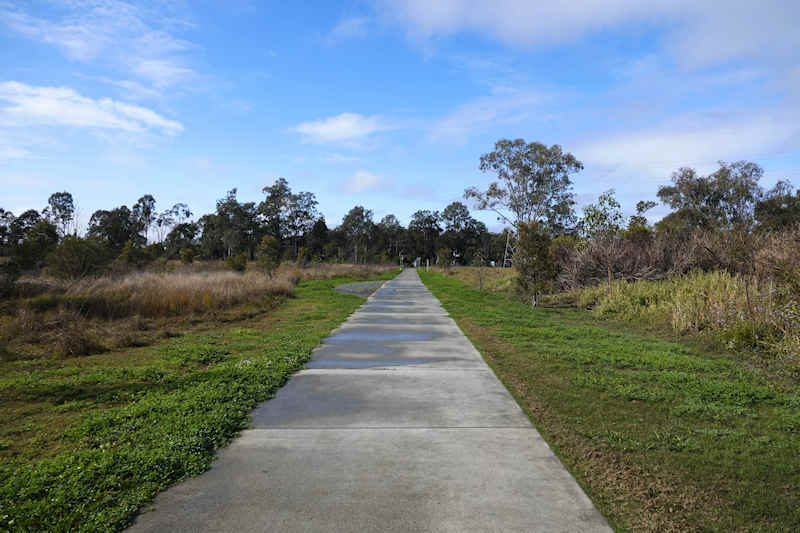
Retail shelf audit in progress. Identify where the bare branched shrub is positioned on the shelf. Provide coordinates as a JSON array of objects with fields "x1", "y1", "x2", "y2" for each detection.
[
  {"x1": 556, "y1": 226, "x2": 800, "y2": 360},
  {"x1": 52, "y1": 310, "x2": 106, "y2": 357}
]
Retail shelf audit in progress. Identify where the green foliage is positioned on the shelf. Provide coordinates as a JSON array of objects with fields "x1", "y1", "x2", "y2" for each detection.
[
  {"x1": 179, "y1": 247, "x2": 194, "y2": 264},
  {"x1": 16, "y1": 220, "x2": 59, "y2": 270},
  {"x1": 256, "y1": 235, "x2": 280, "y2": 275},
  {"x1": 579, "y1": 189, "x2": 624, "y2": 238},
  {"x1": 0, "y1": 258, "x2": 20, "y2": 297},
  {"x1": 436, "y1": 247, "x2": 452, "y2": 268},
  {"x1": 117, "y1": 240, "x2": 153, "y2": 267},
  {"x1": 296, "y1": 246, "x2": 308, "y2": 266},
  {"x1": 88, "y1": 206, "x2": 144, "y2": 253},
  {"x1": 45, "y1": 191, "x2": 75, "y2": 237},
  {"x1": 224, "y1": 252, "x2": 248, "y2": 272},
  {"x1": 419, "y1": 270, "x2": 800, "y2": 531},
  {"x1": 513, "y1": 221, "x2": 556, "y2": 306},
  {"x1": 657, "y1": 161, "x2": 764, "y2": 232},
  {"x1": 569, "y1": 270, "x2": 800, "y2": 359},
  {"x1": 0, "y1": 277, "x2": 375, "y2": 531},
  {"x1": 755, "y1": 180, "x2": 800, "y2": 231},
  {"x1": 408, "y1": 210, "x2": 441, "y2": 260},
  {"x1": 466, "y1": 138, "x2": 581, "y2": 234},
  {"x1": 46, "y1": 236, "x2": 111, "y2": 279},
  {"x1": 340, "y1": 206, "x2": 374, "y2": 263}
]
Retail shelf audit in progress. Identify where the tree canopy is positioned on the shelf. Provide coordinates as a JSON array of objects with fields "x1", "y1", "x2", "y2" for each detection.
[{"x1": 465, "y1": 139, "x2": 582, "y2": 235}]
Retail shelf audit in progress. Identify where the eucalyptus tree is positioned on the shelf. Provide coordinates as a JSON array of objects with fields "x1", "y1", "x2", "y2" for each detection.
[
  {"x1": 0, "y1": 208, "x2": 16, "y2": 255},
  {"x1": 285, "y1": 191, "x2": 319, "y2": 256},
  {"x1": 408, "y1": 210, "x2": 442, "y2": 261},
  {"x1": 45, "y1": 192, "x2": 75, "y2": 237},
  {"x1": 657, "y1": 160, "x2": 764, "y2": 232},
  {"x1": 755, "y1": 180, "x2": 800, "y2": 231},
  {"x1": 465, "y1": 139, "x2": 581, "y2": 235},
  {"x1": 307, "y1": 217, "x2": 329, "y2": 259},
  {"x1": 215, "y1": 189, "x2": 259, "y2": 258},
  {"x1": 132, "y1": 194, "x2": 157, "y2": 242},
  {"x1": 260, "y1": 177, "x2": 292, "y2": 243},
  {"x1": 441, "y1": 201, "x2": 486, "y2": 264},
  {"x1": 340, "y1": 206, "x2": 373, "y2": 263},
  {"x1": 579, "y1": 189, "x2": 625, "y2": 239},
  {"x1": 155, "y1": 203, "x2": 193, "y2": 242},
  {"x1": 88, "y1": 206, "x2": 143, "y2": 252},
  {"x1": 376, "y1": 214, "x2": 404, "y2": 260}
]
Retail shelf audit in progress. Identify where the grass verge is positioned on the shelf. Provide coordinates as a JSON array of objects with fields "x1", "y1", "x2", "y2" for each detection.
[
  {"x1": 0, "y1": 269, "x2": 398, "y2": 532},
  {"x1": 419, "y1": 270, "x2": 799, "y2": 532}
]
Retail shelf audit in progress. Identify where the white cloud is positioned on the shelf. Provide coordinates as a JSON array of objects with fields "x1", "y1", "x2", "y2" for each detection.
[
  {"x1": 376, "y1": 0, "x2": 800, "y2": 67},
  {"x1": 341, "y1": 170, "x2": 387, "y2": 193},
  {"x1": 2, "y1": 1, "x2": 196, "y2": 92},
  {"x1": 324, "y1": 153, "x2": 361, "y2": 163},
  {"x1": 133, "y1": 59, "x2": 195, "y2": 88},
  {"x1": 292, "y1": 113, "x2": 393, "y2": 146},
  {"x1": 0, "y1": 142, "x2": 31, "y2": 161},
  {"x1": 577, "y1": 112, "x2": 800, "y2": 179},
  {"x1": 0, "y1": 81, "x2": 183, "y2": 135},
  {"x1": 430, "y1": 90, "x2": 545, "y2": 142},
  {"x1": 326, "y1": 17, "x2": 370, "y2": 44}
]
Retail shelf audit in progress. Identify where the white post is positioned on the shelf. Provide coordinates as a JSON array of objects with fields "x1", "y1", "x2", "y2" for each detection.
[{"x1": 426, "y1": 259, "x2": 429, "y2": 271}]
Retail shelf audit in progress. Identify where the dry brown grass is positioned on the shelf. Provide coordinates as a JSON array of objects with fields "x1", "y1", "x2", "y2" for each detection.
[
  {"x1": 65, "y1": 270, "x2": 296, "y2": 318},
  {"x1": 1, "y1": 262, "x2": 397, "y2": 361},
  {"x1": 277, "y1": 263, "x2": 396, "y2": 283}
]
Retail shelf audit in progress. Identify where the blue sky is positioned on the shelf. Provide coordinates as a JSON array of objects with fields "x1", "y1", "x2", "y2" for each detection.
[{"x1": 2, "y1": 0, "x2": 799, "y2": 230}]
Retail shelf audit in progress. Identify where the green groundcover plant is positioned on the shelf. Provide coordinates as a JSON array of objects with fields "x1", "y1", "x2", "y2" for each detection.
[{"x1": 0, "y1": 274, "x2": 396, "y2": 532}]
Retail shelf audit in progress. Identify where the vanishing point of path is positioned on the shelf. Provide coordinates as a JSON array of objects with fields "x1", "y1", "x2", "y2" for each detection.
[{"x1": 130, "y1": 269, "x2": 611, "y2": 532}]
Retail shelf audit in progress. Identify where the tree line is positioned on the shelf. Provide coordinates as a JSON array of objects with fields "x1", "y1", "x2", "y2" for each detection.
[
  {"x1": 0, "y1": 178, "x2": 511, "y2": 280},
  {"x1": 2, "y1": 138, "x2": 798, "y2": 288}
]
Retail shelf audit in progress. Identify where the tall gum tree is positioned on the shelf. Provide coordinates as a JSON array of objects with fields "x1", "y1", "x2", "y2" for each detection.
[{"x1": 465, "y1": 138, "x2": 582, "y2": 235}]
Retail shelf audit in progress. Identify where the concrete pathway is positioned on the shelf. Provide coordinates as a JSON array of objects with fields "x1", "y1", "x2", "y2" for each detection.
[{"x1": 130, "y1": 269, "x2": 611, "y2": 532}]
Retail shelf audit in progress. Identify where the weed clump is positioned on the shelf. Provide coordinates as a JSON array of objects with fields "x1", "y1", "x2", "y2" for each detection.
[{"x1": 52, "y1": 311, "x2": 106, "y2": 357}]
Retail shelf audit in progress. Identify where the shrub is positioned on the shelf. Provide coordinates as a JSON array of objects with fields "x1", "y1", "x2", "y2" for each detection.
[
  {"x1": 568, "y1": 270, "x2": 800, "y2": 360},
  {"x1": 225, "y1": 252, "x2": 247, "y2": 272},
  {"x1": 118, "y1": 240, "x2": 154, "y2": 268},
  {"x1": 514, "y1": 222, "x2": 556, "y2": 306},
  {"x1": 52, "y1": 311, "x2": 106, "y2": 357},
  {"x1": 45, "y1": 236, "x2": 110, "y2": 279},
  {"x1": 437, "y1": 248, "x2": 452, "y2": 269},
  {"x1": 256, "y1": 236, "x2": 280, "y2": 276},
  {"x1": 179, "y1": 248, "x2": 194, "y2": 264},
  {"x1": 0, "y1": 258, "x2": 20, "y2": 297}
]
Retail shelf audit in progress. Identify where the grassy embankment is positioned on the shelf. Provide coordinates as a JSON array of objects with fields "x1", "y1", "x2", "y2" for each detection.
[
  {"x1": 420, "y1": 269, "x2": 799, "y2": 532},
  {"x1": 0, "y1": 265, "x2": 398, "y2": 532}
]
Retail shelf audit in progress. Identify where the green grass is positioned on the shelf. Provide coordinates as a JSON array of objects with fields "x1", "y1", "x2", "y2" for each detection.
[
  {"x1": 0, "y1": 271, "x2": 397, "y2": 532},
  {"x1": 419, "y1": 270, "x2": 800, "y2": 533}
]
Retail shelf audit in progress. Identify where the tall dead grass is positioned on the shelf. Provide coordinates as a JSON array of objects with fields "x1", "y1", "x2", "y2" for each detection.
[
  {"x1": 64, "y1": 270, "x2": 295, "y2": 318},
  {"x1": 1, "y1": 263, "x2": 396, "y2": 359},
  {"x1": 276, "y1": 263, "x2": 396, "y2": 284},
  {"x1": 571, "y1": 271, "x2": 800, "y2": 360}
]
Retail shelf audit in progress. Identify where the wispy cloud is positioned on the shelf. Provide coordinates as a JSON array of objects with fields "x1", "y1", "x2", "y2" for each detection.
[
  {"x1": 430, "y1": 89, "x2": 545, "y2": 142},
  {"x1": 2, "y1": 1, "x2": 197, "y2": 94},
  {"x1": 341, "y1": 170, "x2": 388, "y2": 193},
  {"x1": 0, "y1": 81, "x2": 183, "y2": 135},
  {"x1": 577, "y1": 111, "x2": 800, "y2": 179},
  {"x1": 325, "y1": 16, "x2": 370, "y2": 44},
  {"x1": 133, "y1": 59, "x2": 195, "y2": 88},
  {"x1": 292, "y1": 113, "x2": 394, "y2": 147},
  {"x1": 0, "y1": 145, "x2": 31, "y2": 161},
  {"x1": 376, "y1": 0, "x2": 800, "y2": 67},
  {"x1": 324, "y1": 153, "x2": 361, "y2": 163}
]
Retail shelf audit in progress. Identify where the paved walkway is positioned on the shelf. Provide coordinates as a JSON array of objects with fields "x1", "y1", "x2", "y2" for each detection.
[{"x1": 130, "y1": 269, "x2": 611, "y2": 532}]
